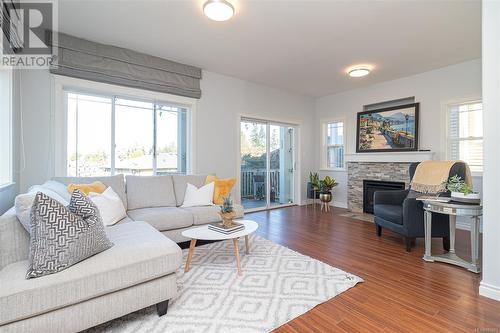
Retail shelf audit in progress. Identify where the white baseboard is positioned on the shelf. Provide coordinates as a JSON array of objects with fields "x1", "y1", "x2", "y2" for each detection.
[{"x1": 479, "y1": 281, "x2": 500, "y2": 301}]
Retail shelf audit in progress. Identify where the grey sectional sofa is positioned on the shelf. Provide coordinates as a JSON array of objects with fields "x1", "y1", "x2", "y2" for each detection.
[
  {"x1": 52, "y1": 174, "x2": 244, "y2": 242},
  {"x1": 0, "y1": 174, "x2": 243, "y2": 333}
]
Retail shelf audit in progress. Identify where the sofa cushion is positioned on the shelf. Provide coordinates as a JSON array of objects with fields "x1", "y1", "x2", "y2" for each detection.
[
  {"x1": 181, "y1": 204, "x2": 245, "y2": 226},
  {"x1": 27, "y1": 191, "x2": 114, "y2": 279},
  {"x1": 15, "y1": 187, "x2": 70, "y2": 233},
  {"x1": 67, "y1": 181, "x2": 107, "y2": 196},
  {"x1": 127, "y1": 207, "x2": 193, "y2": 231},
  {"x1": 89, "y1": 187, "x2": 127, "y2": 226},
  {"x1": 126, "y1": 175, "x2": 176, "y2": 210},
  {"x1": 181, "y1": 182, "x2": 215, "y2": 208},
  {"x1": 52, "y1": 175, "x2": 127, "y2": 210},
  {"x1": 0, "y1": 222, "x2": 181, "y2": 325},
  {"x1": 205, "y1": 175, "x2": 237, "y2": 205},
  {"x1": 172, "y1": 175, "x2": 208, "y2": 206},
  {"x1": 32, "y1": 180, "x2": 71, "y2": 202},
  {"x1": 373, "y1": 204, "x2": 404, "y2": 225}
]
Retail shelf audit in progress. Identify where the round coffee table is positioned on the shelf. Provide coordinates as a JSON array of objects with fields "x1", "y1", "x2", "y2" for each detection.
[{"x1": 181, "y1": 220, "x2": 258, "y2": 275}]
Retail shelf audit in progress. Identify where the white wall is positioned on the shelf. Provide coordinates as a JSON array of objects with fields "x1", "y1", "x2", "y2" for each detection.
[
  {"x1": 18, "y1": 69, "x2": 54, "y2": 192},
  {"x1": 16, "y1": 69, "x2": 315, "y2": 205},
  {"x1": 0, "y1": 70, "x2": 20, "y2": 215},
  {"x1": 479, "y1": 0, "x2": 500, "y2": 302},
  {"x1": 197, "y1": 71, "x2": 315, "y2": 203},
  {"x1": 314, "y1": 59, "x2": 482, "y2": 209}
]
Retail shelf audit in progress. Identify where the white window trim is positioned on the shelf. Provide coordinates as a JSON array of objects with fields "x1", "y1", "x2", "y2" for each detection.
[
  {"x1": 53, "y1": 75, "x2": 197, "y2": 177},
  {"x1": 320, "y1": 117, "x2": 346, "y2": 171},
  {"x1": 441, "y1": 97, "x2": 483, "y2": 177},
  {"x1": 0, "y1": 68, "x2": 13, "y2": 188}
]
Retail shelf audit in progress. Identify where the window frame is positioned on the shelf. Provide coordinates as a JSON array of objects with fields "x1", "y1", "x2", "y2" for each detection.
[
  {"x1": 53, "y1": 75, "x2": 197, "y2": 177},
  {"x1": 444, "y1": 99, "x2": 483, "y2": 176},
  {"x1": 0, "y1": 68, "x2": 13, "y2": 189},
  {"x1": 320, "y1": 118, "x2": 346, "y2": 171}
]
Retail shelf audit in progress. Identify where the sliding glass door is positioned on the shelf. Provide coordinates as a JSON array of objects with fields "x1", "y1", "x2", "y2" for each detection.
[
  {"x1": 240, "y1": 119, "x2": 296, "y2": 210},
  {"x1": 270, "y1": 125, "x2": 295, "y2": 207}
]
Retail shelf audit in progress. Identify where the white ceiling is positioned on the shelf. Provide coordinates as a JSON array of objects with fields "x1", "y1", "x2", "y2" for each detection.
[{"x1": 58, "y1": 0, "x2": 481, "y2": 97}]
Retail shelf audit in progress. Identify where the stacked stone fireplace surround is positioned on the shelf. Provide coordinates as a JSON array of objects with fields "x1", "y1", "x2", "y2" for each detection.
[{"x1": 347, "y1": 162, "x2": 412, "y2": 212}]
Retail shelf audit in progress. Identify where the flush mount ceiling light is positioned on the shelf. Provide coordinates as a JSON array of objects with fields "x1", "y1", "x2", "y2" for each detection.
[
  {"x1": 348, "y1": 68, "x2": 370, "y2": 77},
  {"x1": 203, "y1": 0, "x2": 235, "y2": 21},
  {"x1": 347, "y1": 65, "x2": 372, "y2": 78}
]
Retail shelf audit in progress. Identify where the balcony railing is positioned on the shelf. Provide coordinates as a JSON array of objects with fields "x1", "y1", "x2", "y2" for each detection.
[{"x1": 241, "y1": 169, "x2": 280, "y2": 200}]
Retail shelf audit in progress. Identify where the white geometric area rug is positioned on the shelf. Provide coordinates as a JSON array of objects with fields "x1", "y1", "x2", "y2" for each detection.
[{"x1": 87, "y1": 235, "x2": 363, "y2": 333}]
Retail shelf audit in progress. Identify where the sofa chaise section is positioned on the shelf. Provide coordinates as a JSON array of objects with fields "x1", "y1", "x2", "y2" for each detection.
[{"x1": 0, "y1": 209, "x2": 181, "y2": 333}]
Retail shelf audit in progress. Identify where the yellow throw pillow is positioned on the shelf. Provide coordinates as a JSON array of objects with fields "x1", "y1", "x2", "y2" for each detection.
[
  {"x1": 206, "y1": 175, "x2": 236, "y2": 205},
  {"x1": 67, "y1": 181, "x2": 107, "y2": 196}
]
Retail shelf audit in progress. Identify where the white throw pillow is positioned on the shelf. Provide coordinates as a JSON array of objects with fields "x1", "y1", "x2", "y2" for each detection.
[
  {"x1": 33, "y1": 180, "x2": 71, "y2": 202},
  {"x1": 181, "y1": 182, "x2": 215, "y2": 207},
  {"x1": 15, "y1": 185, "x2": 70, "y2": 233},
  {"x1": 88, "y1": 187, "x2": 127, "y2": 226}
]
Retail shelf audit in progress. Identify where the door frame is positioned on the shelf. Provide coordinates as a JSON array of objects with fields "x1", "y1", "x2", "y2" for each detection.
[{"x1": 237, "y1": 115, "x2": 300, "y2": 213}]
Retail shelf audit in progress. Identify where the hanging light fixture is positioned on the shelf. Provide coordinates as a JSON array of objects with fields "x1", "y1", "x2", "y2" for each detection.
[{"x1": 203, "y1": 0, "x2": 235, "y2": 21}]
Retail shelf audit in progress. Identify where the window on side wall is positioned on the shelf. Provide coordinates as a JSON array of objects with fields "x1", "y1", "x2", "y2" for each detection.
[
  {"x1": 0, "y1": 69, "x2": 13, "y2": 187},
  {"x1": 66, "y1": 91, "x2": 188, "y2": 177},
  {"x1": 323, "y1": 121, "x2": 344, "y2": 170},
  {"x1": 448, "y1": 101, "x2": 483, "y2": 173}
]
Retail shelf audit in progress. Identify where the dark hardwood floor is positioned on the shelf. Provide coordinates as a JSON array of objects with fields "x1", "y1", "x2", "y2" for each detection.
[{"x1": 244, "y1": 205, "x2": 500, "y2": 333}]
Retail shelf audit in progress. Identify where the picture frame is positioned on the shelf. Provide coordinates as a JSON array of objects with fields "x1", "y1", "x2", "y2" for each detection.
[{"x1": 356, "y1": 103, "x2": 419, "y2": 153}]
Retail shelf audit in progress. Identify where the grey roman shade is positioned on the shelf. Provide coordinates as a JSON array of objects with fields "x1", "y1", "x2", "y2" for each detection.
[
  {"x1": 1, "y1": 1, "x2": 23, "y2": 52},
  {"x1": 49, "y1": 32, "x2": 202, "y2": 98}
]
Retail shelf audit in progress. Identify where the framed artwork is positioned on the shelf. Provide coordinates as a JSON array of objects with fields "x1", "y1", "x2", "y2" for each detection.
[{"x1": 356, "y1": 103, "x2": 419, "y2": 153}]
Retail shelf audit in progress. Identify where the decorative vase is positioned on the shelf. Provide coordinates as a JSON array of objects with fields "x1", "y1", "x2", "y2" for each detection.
[
  {"x1": 219, "y1": 211, "x2": 237, "y2": 228},
  {"x1": 319, "y1": 192, "x2": 332, "y2": 212}
]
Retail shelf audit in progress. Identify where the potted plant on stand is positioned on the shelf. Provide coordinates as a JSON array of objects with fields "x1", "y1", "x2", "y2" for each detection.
[
  {"x1": 319, "y1": 176, "x2": 338, "y2": 212},
  {"x1": 308, "y1": 172, "x2": 320, "y2": 200},
  {"x1": 444, "y1": 175, "x2": 481, "y2": 204}
]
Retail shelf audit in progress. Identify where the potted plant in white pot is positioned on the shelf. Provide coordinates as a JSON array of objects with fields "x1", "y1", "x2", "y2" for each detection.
[{"x1": 444, "y1": 175, "x2": 481, "y2": 204}]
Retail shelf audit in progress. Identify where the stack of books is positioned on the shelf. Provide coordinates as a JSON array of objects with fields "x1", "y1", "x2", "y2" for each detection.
[{"x1": 209, "y1": 222, "x2": 245, "y2": 234}]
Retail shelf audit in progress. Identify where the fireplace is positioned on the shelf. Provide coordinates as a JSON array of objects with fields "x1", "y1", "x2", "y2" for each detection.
[{"x1": 363, "y1": 180, "x2": 406, "y2": 213}]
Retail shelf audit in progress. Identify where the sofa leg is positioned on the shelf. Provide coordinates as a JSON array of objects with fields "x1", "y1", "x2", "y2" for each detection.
[
  {"x1": 405, "y1": 237, "x2": 414, "y2": 252},
  {"x1": 156, "y1": 300, "x2": 169, "y2": 316},
  {"x1": 376, "y1": 224, "x2": 382, "y2": 237},
  {"x1": 443, "y1": 237, "x2": 450, "y2": 252}
]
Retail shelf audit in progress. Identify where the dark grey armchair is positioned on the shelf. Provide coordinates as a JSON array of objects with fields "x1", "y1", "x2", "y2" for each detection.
[{"x1": 373, "y1": 162, "x2": 467, "y2": 252}]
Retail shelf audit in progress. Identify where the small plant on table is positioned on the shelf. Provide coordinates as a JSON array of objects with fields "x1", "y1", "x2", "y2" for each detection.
[{"x1": 219, "y1": 195, "x2": 236, "y2": 227}]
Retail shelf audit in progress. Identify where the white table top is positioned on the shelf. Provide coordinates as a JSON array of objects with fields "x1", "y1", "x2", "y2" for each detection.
[{"x1": 181, "y1": 220, "x2": 258, "y2": 241}]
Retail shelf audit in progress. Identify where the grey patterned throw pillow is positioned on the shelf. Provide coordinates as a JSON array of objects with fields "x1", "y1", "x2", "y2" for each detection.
[{"x1": 26, "y1": 189, "x2": 114, "y2": 279}]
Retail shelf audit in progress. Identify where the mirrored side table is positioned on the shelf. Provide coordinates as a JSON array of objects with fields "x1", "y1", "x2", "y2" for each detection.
[{"x1": 421, "y1": 200, "x2": 482, "y2": 273}]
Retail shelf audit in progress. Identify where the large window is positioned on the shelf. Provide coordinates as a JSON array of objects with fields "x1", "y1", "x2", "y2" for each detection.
[
  {"x1": 448, "y1": 101, "x2": 483, "y2": 173},
  {"x1": 323, "y1": 121, "x2": 344, "y2": 169},
  {"x1": 0, "y1": 69, "x2": 12, "y2": 187},
  {"x1": 66, "y1": 91, "x2": 187, "y2": 177}
]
